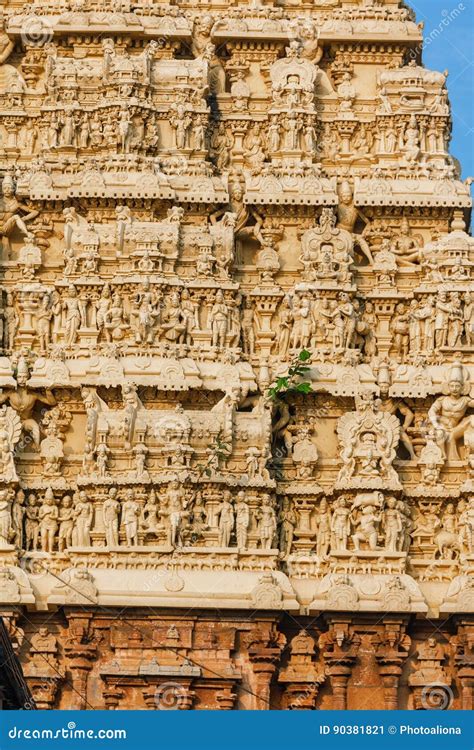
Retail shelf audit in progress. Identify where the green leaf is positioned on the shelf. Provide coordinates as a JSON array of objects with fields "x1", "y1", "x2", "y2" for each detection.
[
  {"x1": 294, "y1": 382, "x2": 312, "y2": 394},
  {"x1": 299, "y1": 349, "x2": 311, "y2": 362}
]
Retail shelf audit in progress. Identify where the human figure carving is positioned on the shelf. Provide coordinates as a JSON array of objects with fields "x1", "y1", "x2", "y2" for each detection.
[
  {"x1": 0, "y1": 357, "x2": 56, "y2": 448},
  {"x1": 0, "y1": 175, "x2": 38, "y2": 253},
  {"x1": 428, "y1": 363, "x2": 474, "y2": 461}
]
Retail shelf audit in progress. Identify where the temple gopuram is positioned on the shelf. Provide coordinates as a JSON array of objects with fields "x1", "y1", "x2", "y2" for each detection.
[{"x1": 0, "y1": 0, "x2": 472, "y2": 711}]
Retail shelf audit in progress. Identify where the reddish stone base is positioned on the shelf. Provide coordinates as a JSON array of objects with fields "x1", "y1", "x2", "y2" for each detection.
[{"x1": 3, "y1": 608, "x2": 473, "y2": 710}]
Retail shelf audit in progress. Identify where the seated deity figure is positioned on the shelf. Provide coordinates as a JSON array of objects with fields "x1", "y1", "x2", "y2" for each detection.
[{"x1": 428, "y1": 363, "x2": 474, "y2": 461}]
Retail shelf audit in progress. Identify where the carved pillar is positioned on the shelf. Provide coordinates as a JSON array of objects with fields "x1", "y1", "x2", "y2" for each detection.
[
  {"x1": 458, "y1": 671, "x2": 474, "y2": 711},
  {"x1": 320, "y1": 622, "x2": 360, "y2": 710},
  {"x1": 174, "y1": 686, "x2": 195, "y2": 710},
  {"x1": 454, "y1": 621, "x2": 474, "y2": 710},
  {"x1": 216, "y1": 687, "x2": 237, "y2": 710},
  {"x1": 1, "y1": 609, "x2": 24, "y2": 652},
  {"x1": 408, "y1": 637, "x2": 452, "y2": 710},
  {"x1": 151, "y1": 681, "x2": 196, "y2": 710},
  {"x1": 64, "y1": 614, "x2": 97, "y2": 709},
  {"x1": 335, "y1": 120, "x2": 357, "y2": 156},
  {"x1": 373, "y1": 621, "x2": 411, "y2": 710},
  {"x1": 23, "y1": 625, "x2": 64, "y2": 710},
  {"x1": 250, "y1": 659, "x2": 278, "y2": 710},
  {"x1": 65, "y1": 649, "x2": 96, "y2": 709},
  {"x1": 293, "y1": 497, "x2": 317, "y2": 553},
  {"x1": 228, "y1": 121, "x2": 248, "y2": 165},
  {"x1": 246, "y1": 624, "x2": 284, "y2": 710},
  {"x1": 4, "y1": 117, "x2": 23, "y2": 155},
  {"x1": 142, "y1": 688, "x2": 158, "y2": 710},
  {"x1": 17, "y1": 290, "x2": 40, "y2": 346},
  {"x1": 369, "y1": 298, "x2": 399, "y2": 359},
  {"x1": 378, "y1": 667, "x2": 402, "y2": 710},
  {"x1": 251, "y1": 292, "x2": 283, "y2": 386},
  {"x1": 279, "y1": 630, "x2": 325, "y2": 710},
  {"x1": 25, "y1": 677, "x2": 62, "y2": 710},
  {"x1": 284, "y1": 683, "x2": 325, "y2": 710},
  {"x1": 103, "y1": 686, "x2": 124, "y2": 710},
  {"x1": 326, "y1": 662, "x2": 353, "y2": 710}
]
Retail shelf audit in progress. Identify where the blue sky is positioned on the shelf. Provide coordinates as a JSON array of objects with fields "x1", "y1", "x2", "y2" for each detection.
[{"x1": 409, "y1": 0, "x2": 474, "y2": 178}]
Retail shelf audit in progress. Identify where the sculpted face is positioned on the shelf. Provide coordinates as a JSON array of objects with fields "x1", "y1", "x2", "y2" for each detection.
[
  {"x1": 231, "y1": 185, "x2": 243, "y2": 201},
  {"x1": 340, "y1": 188, "x2": 352, "y2": 203},
  {"x1": 379, "y1": 384, "x2": 389, "y2": 398},
  {"x1": 448, "y1": 380, "x2": 462, "y2": 396}
]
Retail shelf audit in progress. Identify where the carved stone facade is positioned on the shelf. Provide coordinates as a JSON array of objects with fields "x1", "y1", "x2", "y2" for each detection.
[{"x1": 0, "y1": 0, "x2": 472, "y2": 711}]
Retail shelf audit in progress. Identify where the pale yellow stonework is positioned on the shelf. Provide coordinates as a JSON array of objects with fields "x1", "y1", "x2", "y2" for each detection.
[{"x1": 0, "y1": 0, "x2": 471, "y2": 711}]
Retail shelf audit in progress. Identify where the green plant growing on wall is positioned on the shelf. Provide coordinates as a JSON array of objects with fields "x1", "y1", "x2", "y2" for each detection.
[
  {"x1": 267, "y1": 349, "x2": 313, "y2": 401},
  {"x1": 196, "y1": 433, "x2": 232, "y2": 478}
]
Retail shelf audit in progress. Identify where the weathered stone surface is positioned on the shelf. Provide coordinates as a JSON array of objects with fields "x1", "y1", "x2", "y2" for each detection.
[{"x1": 0, "y1": 0, "x2": 472, "y2": 710}]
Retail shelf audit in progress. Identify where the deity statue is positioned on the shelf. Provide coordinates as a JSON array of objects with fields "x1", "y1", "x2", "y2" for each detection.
[
  {"x1": 428, "y1": 363, "x2": 474, "y2": 461},
  {"x1": 336, "y1": 393, "x2": 401, "y2": 489},
  {"x1": 351, "y1": 492, "x2": 384, "y2": 551},
  {"x1": 0, "y1": 357, "x2": 56, "y2": 449},
  {"x1": 73, "y1": 491, "x2": 94, "y2": 547},
  {"x1": 330, "y1": 496, "x2": 350, "y2": 551},
  {"x1": 25, "y1": 494, "x2": 39, "y2": 551},
  {"x1": 0, "y1": 405, "x2": 21, "y2": 482},
  {"x1": 103, "y1": 488, "x2": 120, "y2": 547},
  {"x1": 0, "y1": 488, "x2": 13, "y2": 548},
  {"x1": 336, "y1": 181, "x2": 373, "y2": 265},
  {"x1": 0, "y1": 175, "x2": 38, "y2": 253},
  {"x1": 58, "y1": 495, "x2": 74, "y2": 552},
  {"x1": 12, "y1": 489, "x2": 25, "y2": 549},
  {"x1": 164, "y1": 480, "x2": 189, "y2": 548},
  {"x1": 122, "y1": 490, "x2": 140, "y2": 547},
  {"x1": 316, "y1": 499, "x2": 331, "y2": 558},
  {"x1": 257, "y1": 495, "x2": 277, "y2": 550},
  {"x1": 209, "y1": 290, "x2": 229, "y2": 348},
  {"x1": 216, "y1": 491, "x2": 234, "y2": 547},
  {"x1": 292, "y1": 425, "x2": 318, "y2": 479},
  {"x1": 38, "y1": 489, "x2": 58, "y2": 554},
  {"x1": 278, "y1": 497, "x2": 297, "y2": 558},
  {"x1": 235, "y1": 491, "x2": 250, "y2": 550}
]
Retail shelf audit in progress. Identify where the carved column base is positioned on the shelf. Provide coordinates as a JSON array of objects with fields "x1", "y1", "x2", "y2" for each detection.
[
  {"x1": 326, "y1": 664, "x2": 353, "y2": 710},
  {"x1": 377, "y1": 664, "x2": 403, "y2": 710},
  {"x1": 458, "y1": 670, "x2": 474, "y2": 710},
  {"x1": 216, "y1": 688, "x2": 237, "y2": 710},
  {"x1": 411, "y1": 684, "x2": 453, "y2": 710},
  {"x1": 103, "y1": 687, "x2": 124, "y2": 710},
  {"x1": 251, "y1": 661, "x2": 278, "y2": 710},
  {"x1": 281, "y1": 683, "x2": 320, "y2": 710},
  {"x1": 25, "y1": 676, "x2": 62, "y2": 710}
]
